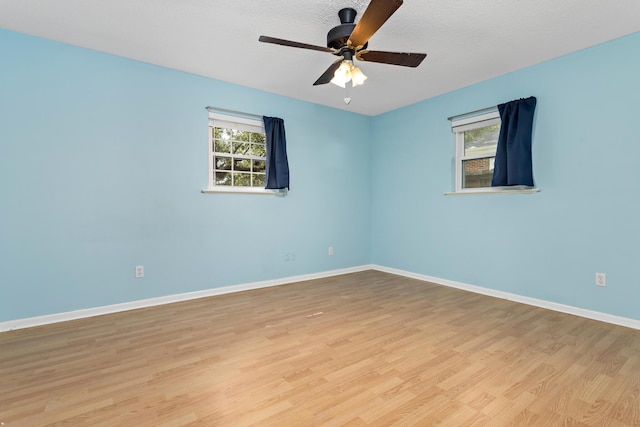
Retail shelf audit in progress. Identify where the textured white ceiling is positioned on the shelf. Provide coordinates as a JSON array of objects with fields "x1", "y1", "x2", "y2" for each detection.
[{"x1": 1, "y1": 0, "x2": 639, "y2": 115}]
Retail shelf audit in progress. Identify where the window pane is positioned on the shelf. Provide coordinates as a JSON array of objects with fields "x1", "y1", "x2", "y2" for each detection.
[
  {"x1": 251, "y1": 143, "x2": 266, "y2": 157},
  {"x1": 232, "y1": 130, "x2": 250, "y2": 142},
  {"x1": 210, "y1": 118, "x2": 268, "y2": 190},
  {"x1": 253, "y1": 159, "x2": 266, "y2": 173},
  {"x1": 233, "y1": 142, "x2": 250, "y2": 155},
  {"x1": 233, "y1": 158, "x2": 251, "y2": 172},
  {"x1": 216, "y1": 127, "x2": 235, "y2": 142},
  {"x1": 233, "y1": 173, "x2": 251, "y2": 187},
  {"x1": 215, "y1": 172, "x2": 231, "y2": 186},
  {"x1": 214, "y1": 139, "x2": 230, "y2": 153},
  {"x1": 463, "y1": 157, "x2": 495, "y2": 188},
  {"x1": 253, "y1": 173, "x2": 265, "y2": 187},
  {"x1": 464, "y1": 124, "x2": 500, "y2": 157},
  {"x1": 251, "y1": 132, "x2": 266, "y2": 143},
  {"x1": 215, "y1": 156, "x2": 232, "y2": 170}
]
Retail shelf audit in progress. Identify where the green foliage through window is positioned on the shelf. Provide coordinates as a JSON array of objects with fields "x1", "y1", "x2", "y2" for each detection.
[{"x1": 211, "y1": 126, "x2": 267, "y2": 187}]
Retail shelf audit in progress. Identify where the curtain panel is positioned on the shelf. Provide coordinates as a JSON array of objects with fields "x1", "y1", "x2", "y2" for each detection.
[
  {"x1": 491, "y1": 96, "x2": 537, "y2": 187},
  {"x1": 263, "y1": 116, "x2": 290, "y2": 190}
]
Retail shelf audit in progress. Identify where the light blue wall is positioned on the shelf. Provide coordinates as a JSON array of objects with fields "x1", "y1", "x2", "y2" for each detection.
[
  {"x1": 0, "y1": 29, "x2": 372, "y2": 321},
  {"x1": 2, "y1": 28, "x2": 639, "y2": 324},
  {"x1": 371, "y1": 32, "x2": 640, "y2": 320}
]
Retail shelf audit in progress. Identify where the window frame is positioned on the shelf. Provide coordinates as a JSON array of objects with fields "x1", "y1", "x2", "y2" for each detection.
[
  {"x1": 204, "y1": 112, "x2": 282, "y2": 196},
  {"x1": 452, "y1": 111, "x2": 501, "y2": 193},
  {"x1": 446, "y1": 109, "x2": 539, "y2": 195}
]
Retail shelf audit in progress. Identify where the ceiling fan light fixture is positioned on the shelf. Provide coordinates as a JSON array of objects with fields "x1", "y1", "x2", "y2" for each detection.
[
  {"x1": 350, "y1": 65, "x2": 367, "y2": 87},
  {"x1": 330, "y1": 60, "x2": 367, "y2": 88},
  {"x1": 330, "y1": 60, "x2": 352, "y2": 88}
]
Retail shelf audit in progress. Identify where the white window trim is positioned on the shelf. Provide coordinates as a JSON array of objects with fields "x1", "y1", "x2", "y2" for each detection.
[
  {"x1": 202, "y1": 112, "x2": 286, "y2": 196},
  {"x1": 448, "y1": 109, "x2": 538, "y2": 195},
  {"x1": 444, "y1": 186, "x2": 540, "y2": 196},
  {"x1": 201, "y1": 187, "x2": 286, "y2": 196}
]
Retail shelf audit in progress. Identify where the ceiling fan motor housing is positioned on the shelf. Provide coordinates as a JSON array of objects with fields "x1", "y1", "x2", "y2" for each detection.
[{"x1": 327, "y1": 8, "x2": 366, "y2": 50}]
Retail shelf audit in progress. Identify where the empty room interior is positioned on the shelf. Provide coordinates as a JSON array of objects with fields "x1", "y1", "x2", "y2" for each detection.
[{"x1": 2, "y1": 0, "x2": 640, "y2": 425}]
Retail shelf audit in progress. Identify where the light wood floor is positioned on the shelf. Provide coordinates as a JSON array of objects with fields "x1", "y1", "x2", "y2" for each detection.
[{"x1": 2, "y1": 270, "x2": 640, "y2": 426}]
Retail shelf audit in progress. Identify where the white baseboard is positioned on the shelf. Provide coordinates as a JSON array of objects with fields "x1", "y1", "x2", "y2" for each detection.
[
  {"x1": 0, "y1": 265, "x2": 373, "y2": 332},
  {"x1": 4, "y1": 264, "x2": 638, "y2": 333},
  {"x1": 371, "y1": 264, "x2": 640, "y2": 331}
]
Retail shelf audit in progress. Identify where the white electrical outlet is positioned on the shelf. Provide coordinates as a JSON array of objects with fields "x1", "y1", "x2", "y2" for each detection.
[
  {"x1": 135, "y1": 265, "x2": 144, "y2": 278},
  {"x1": 328, "y1": 246, "x2": 334, "y2": 256},
  {"x1": 595, "y1": 272, "x2": 606, "y2": 287}
]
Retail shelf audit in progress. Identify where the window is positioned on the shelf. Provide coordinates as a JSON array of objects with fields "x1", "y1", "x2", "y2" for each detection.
[
  {"x1": 451, "y1": 111, "x2": 501, "y2": 192},
  {"x1": 207, "y1": 113, "x2": 268, "y2": 191}
]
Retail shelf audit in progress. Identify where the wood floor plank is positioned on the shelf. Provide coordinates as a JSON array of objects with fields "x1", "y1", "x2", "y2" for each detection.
[{"x1": 2, "y1": 270, "x2": 640, "y2": 426}]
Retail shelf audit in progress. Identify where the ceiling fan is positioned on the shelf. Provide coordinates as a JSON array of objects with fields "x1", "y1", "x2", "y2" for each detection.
[{"x1": 258, "y1": 0, "x2": 426, "y2": 88}]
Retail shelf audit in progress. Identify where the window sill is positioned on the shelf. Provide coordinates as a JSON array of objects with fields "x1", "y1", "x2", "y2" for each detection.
[
  {"x1": 202, "y1": 187, "x2": 287, "y2": 196},
  {"x1": 444, "y1": 186, "x2": 539, "y2": 196}
]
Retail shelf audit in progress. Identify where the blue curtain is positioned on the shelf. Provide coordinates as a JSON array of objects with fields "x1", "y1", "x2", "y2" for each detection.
[
  {"x1": 491, "y1": 96, "x2": 537, "y2": 187},
  {"x1": 263, "y1": 116, "x2": 290, "y2": 190}
]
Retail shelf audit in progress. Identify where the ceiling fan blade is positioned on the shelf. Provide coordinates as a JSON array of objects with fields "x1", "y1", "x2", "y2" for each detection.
[
  {"x1": 347, "y1": 0, "x2": 403, "y2": 49},
  {"x1": 313, "y1": 59, "x2": 344, "y2": 86},
  {"x1": 357, "y1": 50, "x2": 426, "y2": 67},
  {"x1": 259, "y1": 35, "x2": 335, "y2": 53}
]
